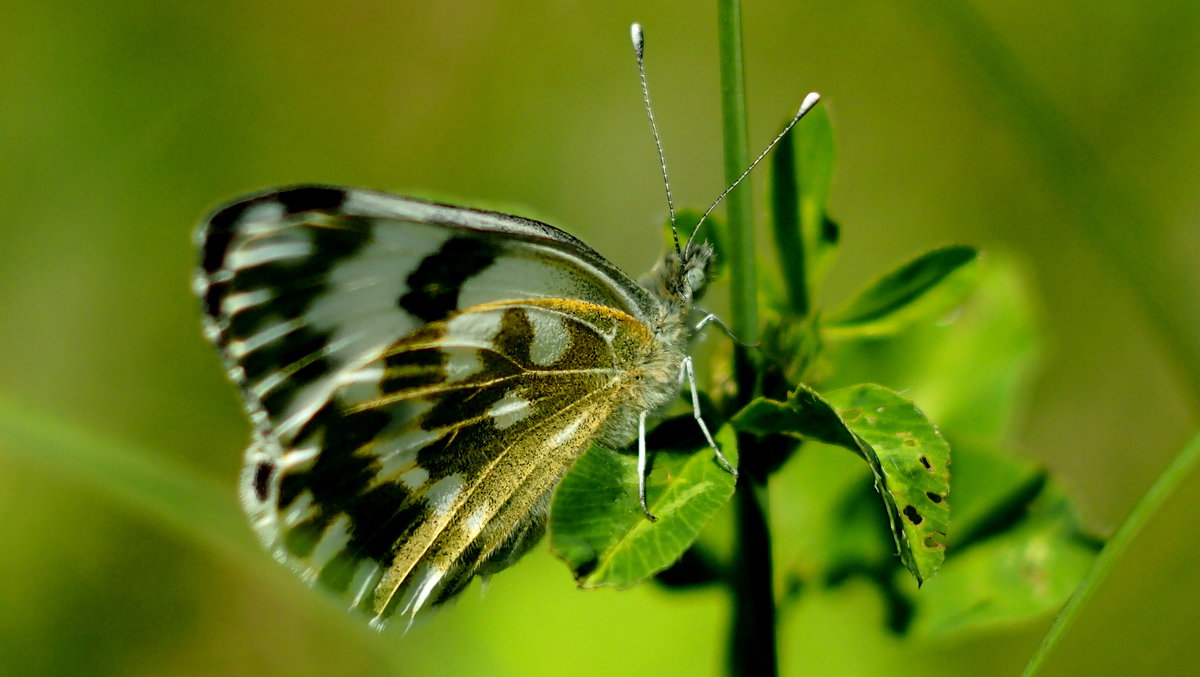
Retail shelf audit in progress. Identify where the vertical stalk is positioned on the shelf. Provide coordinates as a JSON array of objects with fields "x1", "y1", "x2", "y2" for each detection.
[
  {"x1": 716, "y1": 0, "x2": 757, "y2": 342},
  {"x1": 716, "y1": 1, "x2": 777, "y2": 675}
]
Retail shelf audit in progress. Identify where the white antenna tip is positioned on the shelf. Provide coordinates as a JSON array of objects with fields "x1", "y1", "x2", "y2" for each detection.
[
  {"x1": 799, "y1": 91, "x2": 821, "y2": 116},
  {"x1": 631, "y1": 23, "x2": 644, "y2": 55}
]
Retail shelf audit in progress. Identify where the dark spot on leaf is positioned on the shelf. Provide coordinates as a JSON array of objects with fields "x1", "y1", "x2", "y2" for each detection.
[
  {"x1": 926, "y1": 491, "x2": 944, "y2": 504},
  {"x1": 919, "y1": 455, "x2": 932, "y2": 470},
  {"x1": 903, "y1": 505, "x2": 923, "y2": 525},
  {"x1": 903, "y1": 438, "x2": 918, "y2": 447}
]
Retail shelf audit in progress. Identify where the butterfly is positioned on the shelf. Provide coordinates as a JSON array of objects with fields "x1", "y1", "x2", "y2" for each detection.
[{"x1": 194, "y1": 184, "x2": 734, "y2": 626}]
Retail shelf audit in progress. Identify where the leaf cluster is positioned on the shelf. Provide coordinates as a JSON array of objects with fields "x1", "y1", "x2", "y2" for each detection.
[{"x1": 548, "y1": 104, "x2": 1099, "y2": 638}]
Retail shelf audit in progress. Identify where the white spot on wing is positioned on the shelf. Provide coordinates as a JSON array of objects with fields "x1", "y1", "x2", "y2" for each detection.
[
  {"x1": 282, "y1": 491, "x2": 317, "y2": 528},
  {"x1": 373, "y1": 404, "x2": 438, "y2": 481},
  {"x1": 464, "y1": 505, "x2": 490, "y2": 539},
  {"x1": 222, "y1": 289, "x2": 275, "y2": 315},
  {"x1": 336, "y1": 365, "x2": 384, "y2": 405},
  {"x1": 443, "y1": 348, "x2": 484, "y2": 383},
  {"x1": 399, "y1": 467, "x2": 429, "y2": 490},
  {"x1": 276, "y1": 378, "x2": 340, "y2": 440},
  {"x1": 240, "y1": 201, "x2": 286, "y2": 229},
  {"x1": 228, "y1": 240, "x2": 314, "y2": 270},
  {"x1": 552, "y1": 416, "x2": 586, "y2": 446},
  {"x1": 526, "y1": 309, "x2": 569, "y2": 365},
  {"x1": 487, "y1": 390, "x2": 533, "y2": 429},
  {"x1": 446, "y1": 310, "x2": 503, "y2": 344},
  {"x1": 425, "y1": 474, "x2": 464, "y2": 516},
  {"x1": 350, "y1": 561, "x2": 383, "y2": 609},
  {"x1": 399, "y1": 564, "x2": 446, "y2": 617},
  {"x1": 278, "y1": 444, "x2": 321, "y2": 471},
  {"x1": 310, "y1": 515, "x2": 352, "y2": 570},
  {"x1": 229, "y1": 319, "x2": 302, "y2": 358}
]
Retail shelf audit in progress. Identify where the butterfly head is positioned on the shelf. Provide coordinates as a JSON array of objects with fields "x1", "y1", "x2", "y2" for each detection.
[{"x1": 652, "y1": 240, "x2": 714, "y2": 310}]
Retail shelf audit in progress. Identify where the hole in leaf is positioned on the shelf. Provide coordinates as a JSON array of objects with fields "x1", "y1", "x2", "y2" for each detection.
[
  {"x1": 926, "y1": 491, "x2": 944, "y2": 504},
  {"x1": 919, "y1": 455, "x2": 932, "y2": 470},
  {"x1": 903, "y1": 505, "x2": 923, "y2": 525}
]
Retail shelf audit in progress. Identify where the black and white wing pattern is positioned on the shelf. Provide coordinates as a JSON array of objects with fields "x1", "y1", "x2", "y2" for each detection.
[{"x1": 195, "y1": 186, "x2": 711, "y2": 625}]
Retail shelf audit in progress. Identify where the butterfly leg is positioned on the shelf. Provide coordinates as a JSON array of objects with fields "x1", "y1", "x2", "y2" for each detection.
[
  {"x1": 637, "y1": 410, "x2": 659, "y2": 522},
  {"x1": 681, "y1": 355, "x2": 738, "y2": 475},
  {"x1": 695, "y1": 311, "x2": 757, "y2": 348}
]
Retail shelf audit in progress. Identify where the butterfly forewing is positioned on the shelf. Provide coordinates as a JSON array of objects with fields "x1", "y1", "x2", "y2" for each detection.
[{"x1": 196, "y1": 186, "x2": 676, "y2": 623}]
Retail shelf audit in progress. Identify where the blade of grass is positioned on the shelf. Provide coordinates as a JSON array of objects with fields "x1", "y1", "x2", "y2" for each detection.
[
  {"x1": 0, "y1": 394, "x2": 248, "y2": 554},
  {"x1": 1021, "y1": 430, "x2": 1200, "y2": 676},
  {"x1": 0, "y1": 394, "x2": 402, "y2": 669}
]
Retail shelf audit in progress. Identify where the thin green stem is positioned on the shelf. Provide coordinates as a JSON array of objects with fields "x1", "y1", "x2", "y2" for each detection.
[
  {"x1": 717, "y1": 0, "x2": 758, "y2": 346},
  {"x1": 1022, "y1": 430, "x2": 1200, "y2": 675},
  {"x1": 716, "y1": 1, "x2": 777, "y2": 675}
]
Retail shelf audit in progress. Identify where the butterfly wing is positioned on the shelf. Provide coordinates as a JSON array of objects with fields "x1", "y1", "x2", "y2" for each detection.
[
  {"x1": 195, "y1": 186, "x2": 664, "y2": 623},
  {"x1": 197, "y1": 186, "x2": 660, "y2": 439},
  {"x1": 258, "y1": 298, "x2": 656, "y2": 623}
]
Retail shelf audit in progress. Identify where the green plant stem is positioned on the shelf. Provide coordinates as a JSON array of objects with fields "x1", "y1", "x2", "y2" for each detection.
[
  {"x1": 717, "y1": 0, "x2": 758, "y2": 344},
  {"x1": 1022, "y1": 430, "x2": 1200, "y2": 676},
  {"x1": 716, "y1": 1, "x2": 777, "y2": 675}
]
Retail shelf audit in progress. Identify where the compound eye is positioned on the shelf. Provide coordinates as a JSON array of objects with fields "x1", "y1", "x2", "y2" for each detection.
[{"x1": 685, "y1": 266, "x2": 705, "y2": 292}]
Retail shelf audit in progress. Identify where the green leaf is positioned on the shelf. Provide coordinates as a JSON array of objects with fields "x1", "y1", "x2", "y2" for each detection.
[
  {"x1": 824, "y1": 246, "x2": 979, "y2": 337},
  {"x1": 824, "y1": 385, "x2": 951, "y2": 584},
  {"x1": 732, "y1": 383, "x2": 951, "y2": 583},
  {"x1": 731, "y1": 384, "x2": 857, "y2": 450},
  {"x1": 822, "y1": 254, "x2": 1039, "y2": 443},
  {"x1": 797, "y1": 105, "x2": 838, "y2": 294},
  {"x1": 769, "y1": 103, "x2": 838, "y2": 317},
  {"x1": 549, "y1": 426, "x2": 739, "y2": 589},
  {"x1": 908, "y1": 478, "x2": 1099, "y2": 637}
]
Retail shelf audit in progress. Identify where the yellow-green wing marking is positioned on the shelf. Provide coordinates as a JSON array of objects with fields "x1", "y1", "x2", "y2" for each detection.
[{"x1": 250, "y1": 298, "x2": 657, "y2": 623}]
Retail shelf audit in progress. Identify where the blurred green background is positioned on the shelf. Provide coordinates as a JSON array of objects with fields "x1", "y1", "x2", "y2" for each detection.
[{"x1": 2, "y1": 1, "x2": 1198, "y2": 675}]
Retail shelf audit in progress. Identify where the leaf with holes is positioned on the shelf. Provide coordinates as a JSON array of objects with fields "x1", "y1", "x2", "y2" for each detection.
[
  {"x1": 731, "y1": 383, "x2": 857, "y2": 450},
  {"x1": 824, "y1": 384, "x2": 950, "y2": 584},
  {"x1": 732, "y1": 382, "x2": 950, "y2": 583},
  {"x1": 908, "y1": 475, "x2": 1098, "y2": 637},
  {"x1": 549, "y1": 424, "x2": 738, "y2": 589}
]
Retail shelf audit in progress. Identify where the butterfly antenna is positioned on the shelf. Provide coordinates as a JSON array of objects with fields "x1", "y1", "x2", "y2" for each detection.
[
  {"x1": 686, "y1": 91, "x2": 822, "y2": 249},
  {"x1": 631, "y1": 23, "x2": 681, "y2": 255}
]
